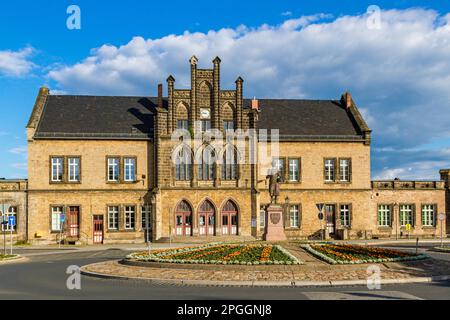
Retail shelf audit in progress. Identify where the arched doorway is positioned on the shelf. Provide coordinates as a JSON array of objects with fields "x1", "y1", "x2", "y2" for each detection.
[
  {"x1": 222, "y1": 200, "x2": 238, "y2": 235},
  {"x1": 175, "y1": 200, "x2": 192, "y2": 236},
  {"x1": 199, "y1": 200, "x2": 215, "y2": 236}
]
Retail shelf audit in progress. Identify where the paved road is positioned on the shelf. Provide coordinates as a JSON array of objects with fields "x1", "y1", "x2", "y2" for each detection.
[{"x1": 0, "y1": 249, "x2": 449, "y2": 300}]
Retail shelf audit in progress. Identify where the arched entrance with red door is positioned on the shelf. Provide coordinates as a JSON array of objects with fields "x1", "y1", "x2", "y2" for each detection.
[
  {"x1": 198, "y1": 200, "x2": 215, "y2": 236},
  {"x1": 221, "y1": 200, "x2": 238, "y2": 235},
  {"x1": 175, "y1": 200, "x2": 193, "y2": 236}
]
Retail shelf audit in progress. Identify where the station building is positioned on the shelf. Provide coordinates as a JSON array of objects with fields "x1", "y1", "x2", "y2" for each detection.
[{"x1": 17, "y1": 56, "x2": 448, "y2": 245}]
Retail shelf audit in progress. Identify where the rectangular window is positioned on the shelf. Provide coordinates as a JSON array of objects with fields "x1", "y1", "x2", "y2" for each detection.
[
  {"x1": 108, "y1": 157, "x2": 120, "y2": 182},
  {"x1": 177, "y1": 120, "x2": 188, "y2": 130},
  {"x1": 108, "y1": 206, "x2": 119, "y2": 230},
  {"x1": 339, "y1": 159, "x2": 351, "y2": 182},
  {"x1": 142, "y1": 205, "x2": 151, "y2": 230},
  {"x1": 400, "y1": 204, "x2": 414, "y2": 227},
  {"x1": 324, "y1": 159, "x2": 335, "y2": 182},
  {"x1": 340, "y1": 204, "x2": 351, "y2": 227},
  {"x1": 201, "y1": 120, "x2": 211, "y2": 132},
  {"x1": 124, "y1": 206, "x2": 136, "y2": 230},
  {"x1": 2, "y1": 206, "x2": 17, "y2": 232},
  {"x1": 378, "y1": 204, "x2": 391, "y2": 227},
  {"x1": 288, "y1": 159, "x2": 300, "y2": 182},
  {"x1": 51, "y1": 157, "x2": 64, "y2": 182},
  {"x1": 272, "y1": 158, "x2": 285, "y2": 182},
  {"x1": 289, "y1": 205, "x2": 300, "y2": 228},
  {"x1": 68, "y1": 157, "x2": 80, "y2": 182},
  {"x1": 124, "y1": 158, "x2": 136, "y2": 182},
  {"x1": 422, "y1": 204, "x2": 435, "y2": 227},
  {"x1": 260, "y1": 206, "x2": 266, "y2": 228},
  {"x1": 223, "y1": 121, "x2": 235, "y2": 131},
  {"x1": 51, "y1": 206, "x2": 63, "y2": 232}
]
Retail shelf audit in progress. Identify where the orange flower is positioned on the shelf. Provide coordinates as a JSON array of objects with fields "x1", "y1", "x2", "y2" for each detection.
[{"x1": 260, "y1": 246, "x2": 273, "y2": 262}]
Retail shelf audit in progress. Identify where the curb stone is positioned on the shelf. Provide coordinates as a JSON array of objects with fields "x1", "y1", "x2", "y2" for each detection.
[{"x1": 79, "y1": 261, "x2": 450, "y2": 288}]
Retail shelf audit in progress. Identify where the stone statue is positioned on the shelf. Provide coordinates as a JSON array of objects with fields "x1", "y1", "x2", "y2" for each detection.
[{"x1": 266, "y1": 170, "x2": 281, "y2": 204}]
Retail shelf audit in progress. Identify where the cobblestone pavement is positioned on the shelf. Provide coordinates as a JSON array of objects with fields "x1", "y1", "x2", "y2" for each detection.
[{"x1": 82, "y1": 244, "x2": 450, "y2": 283}]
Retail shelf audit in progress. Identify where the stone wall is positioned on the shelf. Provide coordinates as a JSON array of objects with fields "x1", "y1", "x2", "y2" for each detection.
[{"x1": 0, "y1": 180, "x2": 28, "y2": 244}]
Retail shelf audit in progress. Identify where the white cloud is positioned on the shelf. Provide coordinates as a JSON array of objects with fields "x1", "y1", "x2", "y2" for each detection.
[
  {"x1": 0, "y1": 47, "x2": 35, "y2": 77},
  {"x1": 8, "y1": 146, "x2": 27, "y2": 157},
  {"x1": 281, "y1": 11, "x2": 293, "y2": 17},
  {"x1": 47, "y1": 9, "x2": 450, "y2": 179},
  {"x1": 11, "y1": 163, "x2": 27, "y2": 170}
]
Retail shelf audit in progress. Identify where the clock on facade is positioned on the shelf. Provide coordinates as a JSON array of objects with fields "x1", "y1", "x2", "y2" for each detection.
[{"x1": 200, "y1": 108, "x2": 211, "y2": 119}]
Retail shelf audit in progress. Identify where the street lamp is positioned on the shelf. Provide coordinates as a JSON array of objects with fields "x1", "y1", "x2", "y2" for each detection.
[{"x1": 284, "y1": 197, "x2": 290, "y2": 228}]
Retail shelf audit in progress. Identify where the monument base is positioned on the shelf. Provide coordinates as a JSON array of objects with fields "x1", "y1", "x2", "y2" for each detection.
[{"x1": 264, "y1": 204, "x2": 287, "y2": 241}]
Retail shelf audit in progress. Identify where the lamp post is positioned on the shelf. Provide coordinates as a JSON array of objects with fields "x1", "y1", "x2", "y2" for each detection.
[
  {"x1": 394, "y1": 202, "x2": 399, "y2": 241},
  {"x1": 284, "y1": 196, "x2": 290, "y2": 229},
  {"x1": 145, "y1": 203, "x2": 151, "y2": 256}
]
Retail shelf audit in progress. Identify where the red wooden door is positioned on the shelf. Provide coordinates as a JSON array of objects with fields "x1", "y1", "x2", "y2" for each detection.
[
  {"x1": 222, "y1": 201, "x2": 238, "y2": 235},
  {"x1": 93, "y1": 215, "x2": 104, "y2": 244},
  {"x1": 325, "y1": 204, "x2": 336, "y2": 235},
  {"x1": 68, "y1": 207, "x2": 80, "y2": 238},
  {"x1": 175, "y1": 201, "x2": 192, "y2": 236},
  {"x1": 199, "y1": 200, "x2": 215, "y2": 236}
]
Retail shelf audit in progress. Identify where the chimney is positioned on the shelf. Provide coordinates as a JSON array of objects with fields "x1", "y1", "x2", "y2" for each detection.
[
  {"x1": 343, "y1": 91, "x2": 353, "y2": 110},
  {"x1": 251, "y1": 97, "x2": 259, "y2": 110},
  {"x1": 158, "y1": 84, "x2": 163, "y2": 109}
]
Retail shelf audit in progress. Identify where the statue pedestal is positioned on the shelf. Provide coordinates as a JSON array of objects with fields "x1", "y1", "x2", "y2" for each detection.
[{"x1": 264, "y1": 204, "x2": 287, "y2": 241}]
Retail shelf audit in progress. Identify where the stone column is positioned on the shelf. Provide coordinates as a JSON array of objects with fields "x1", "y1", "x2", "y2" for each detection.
[
  {"x1": 213, "y1": 57, "x2": 221, "y2": 130},
  {"x1": 190, "y1": 56, "x2": 198, "y2": 132}
]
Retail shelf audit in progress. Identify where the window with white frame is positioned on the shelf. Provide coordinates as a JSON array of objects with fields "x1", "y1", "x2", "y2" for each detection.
[
  {"x1": 108, "y1": 158, "x2": 120, "y2": 182},
  {"x1": 324, "y1": 159, "x2": 335, "y2": 182},
  {"x1": 51, "y1": 157, "x2": 64, "y2": 182},
  {"x1": 124, "y1": 206, "x2": 136, "y2": 230},
  {"x1": 1, "y1": 206, "x2": 17, "y2": 232},
  {"x1": 272, "y1": 158, "x2": 285, "y2": 182},
  {"x1": 289, "y1": 205, "x2": 300, "y2": 228},
  {"x1": 142, "y1": 205, "x2": 151, "y2": 230},
  {"x1": 422, "y1": 204, "x2": 435, "y2": 227},
  {"x1": 340, "y1": 204, "x2": 351, "y2": 227},
  {"x1": 108, "y1": 206, "x2": 119, "y2": 230},
  {"x1": 288, "y1": 159, "x2": 299, "y2": 182},
  {"x1": 339, "y1": 159, "x2": 350, "y2": 182},
  {"x1": 68, "y1": 157, "x2": 80, "y2": 182},
  {"x1": 400, "y1": 204, "x2": 414, "y2": 227},
  {"x1": 51, "y1": 206, "x2": 64, "y2": 232},
  {"x1": 124, "y1": 158, "x2": 136, "y2": 182},
  {"x1": 378, "y1": 204, "x2": 391, "y2": 227}
]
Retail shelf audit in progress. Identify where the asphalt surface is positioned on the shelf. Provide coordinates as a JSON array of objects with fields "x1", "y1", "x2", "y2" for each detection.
[{"x1": 0, "y1": 247, "x2": 449, "y2": 300}]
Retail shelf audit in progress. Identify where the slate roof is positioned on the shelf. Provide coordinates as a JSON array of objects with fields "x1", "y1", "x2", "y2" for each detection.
[
  {"x1": 248, "y1": 99, "x2": 363, "y2": 140},
  {"x1": 35, "y1": 95, "x2": 159, "y2": 139},
  {"x1": 34, "y1": 95, "x2": 364, "y2": 141}
]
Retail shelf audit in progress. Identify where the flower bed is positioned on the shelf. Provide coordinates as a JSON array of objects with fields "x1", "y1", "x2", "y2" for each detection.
[
  {"x1": 302, "y1": 244, "x2": 427, "y2": 265},
  {"x1": 127, "y1": 243, "x2": 302, "y2": 265},
  {"x1": 0, "y1": 254, "x2": 18, "y2": 261}
]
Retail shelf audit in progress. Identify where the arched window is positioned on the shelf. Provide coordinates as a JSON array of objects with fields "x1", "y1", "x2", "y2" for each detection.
[
  {"x1": 198, "y1": 146, "x2": 216, "y2": 181},
  {"x1": 222, "y1": 145, "x2": 238, "y2": 180},
  {"x1": 175, "y1": 145, "x2": 192, "y2": 181}
]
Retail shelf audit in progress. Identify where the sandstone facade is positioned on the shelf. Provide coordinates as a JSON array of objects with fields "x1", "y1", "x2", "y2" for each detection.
[{"x1": 21, "y1": 56, "x2": 447, "y2": 245}]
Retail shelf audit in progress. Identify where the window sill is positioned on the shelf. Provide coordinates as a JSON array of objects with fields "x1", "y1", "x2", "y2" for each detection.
[
  {"x1": 377, "y1": 226, "x2": 392, "y2": 230},
  {"x1": 422, "y1": 226, "x2": 436, "y2": 230},
  {"x1": 285, "y1": 227, "x2": 300, "y2": 230}
]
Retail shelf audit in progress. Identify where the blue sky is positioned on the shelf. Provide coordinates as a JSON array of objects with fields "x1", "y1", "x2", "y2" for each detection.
[{"x1": 1, "y1": 0, "x2": 450, "y2": 179}]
